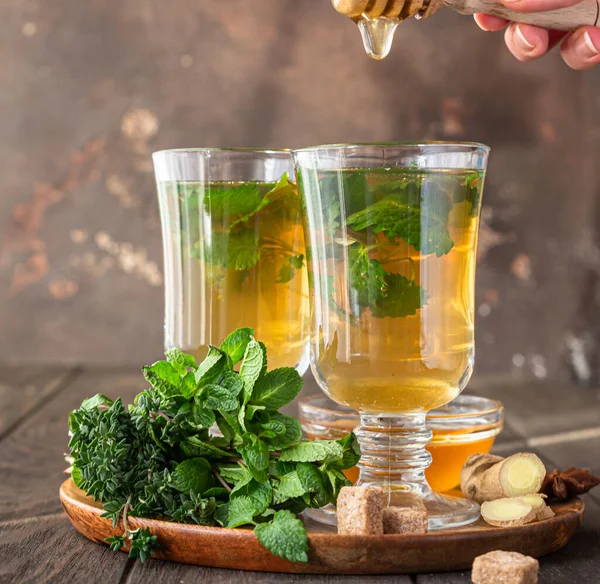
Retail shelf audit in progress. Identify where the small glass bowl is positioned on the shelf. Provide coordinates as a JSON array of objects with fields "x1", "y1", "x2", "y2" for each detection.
[{"x1": 299, "y1": 394, "x2": 504, "y2": 493}]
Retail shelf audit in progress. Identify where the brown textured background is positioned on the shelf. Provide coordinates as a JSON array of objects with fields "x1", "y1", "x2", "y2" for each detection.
[{"x1": 1, "y1": 0, "x2": 599, "y2": 385}]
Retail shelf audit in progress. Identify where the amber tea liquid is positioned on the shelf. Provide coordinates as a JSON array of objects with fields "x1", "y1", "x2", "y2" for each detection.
[
  {"x1": 158, "y1": 178, "x2": 309, "y2": 370},
  {"x1": 304, "y1": 167, "x2": 484, "y2": 413}
]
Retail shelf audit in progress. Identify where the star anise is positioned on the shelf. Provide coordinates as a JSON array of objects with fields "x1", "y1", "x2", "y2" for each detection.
[{"x1": 541, "y1": 467, "x2": 600, "y2": 501}]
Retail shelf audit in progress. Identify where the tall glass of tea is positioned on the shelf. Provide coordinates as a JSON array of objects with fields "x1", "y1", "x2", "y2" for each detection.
[
  {"x1": 293, "y1": 143, "x2": 489, "y2": 528},
  {"x1": 153, "y1": 148, "x2": 309, "y2": 374}
]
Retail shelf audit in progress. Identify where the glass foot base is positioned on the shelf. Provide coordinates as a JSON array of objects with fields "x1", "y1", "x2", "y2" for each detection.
[{"x1": 305, "y1": 492, "x2": 480, "y2": 531}]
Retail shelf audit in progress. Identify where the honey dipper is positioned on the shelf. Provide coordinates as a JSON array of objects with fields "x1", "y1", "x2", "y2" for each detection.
[{"x1": 332, "y1": 0, "x2": 600, "y2": 58}]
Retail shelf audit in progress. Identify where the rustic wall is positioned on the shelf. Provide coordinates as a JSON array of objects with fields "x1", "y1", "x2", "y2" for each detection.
[{"x1": 1, "y1": 0, "x2": 599, "y2": 383}]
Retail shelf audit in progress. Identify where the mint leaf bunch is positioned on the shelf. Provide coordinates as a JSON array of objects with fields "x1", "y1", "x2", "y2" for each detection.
[
  {"x1": 186, "y1": 173, "x2": 305, "y2": 282},
  {"x1": 68, "y1": 327, "x2": 359, "y2": 564}
]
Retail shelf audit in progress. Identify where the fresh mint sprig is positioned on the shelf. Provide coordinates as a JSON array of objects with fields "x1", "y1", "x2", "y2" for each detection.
[{"x1": 67, "y1": 328, "x2": 358, "y2": 564}]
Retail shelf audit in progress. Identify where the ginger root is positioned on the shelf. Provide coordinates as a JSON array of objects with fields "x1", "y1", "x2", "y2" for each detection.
[
  {"x1": 480, "y1": 497, "x2": 537, "y2": 527},
  {"x1": 480, "y1": 494, "x2": 554, "y2": 526},
  {"x1": 461, "y1": 453, "x2": 546, "y2": 503},
  {"x1": 521, "y1": 494, "x2": 555, "y2": 521}
]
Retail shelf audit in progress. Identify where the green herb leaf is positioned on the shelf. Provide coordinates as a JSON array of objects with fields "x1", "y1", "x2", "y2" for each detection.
[
  {"x1": 369, "y1": 272, "x2": 427, "y2": 318},
  {"x1": 171, "y1": 458, "x2": 215, "y2": 494},
  {"x1": 260, "y1": 420, "x2": 286, "y2": 436},
  {"x1": 461, "y1": 171, "x2": 484, "y2": 218},
  {"x1": 165, "y1": 348, "x2": 196, "y2": 375},
  {"x1": 218, "y1": 371, "x2": 244, "y2": 397},
  {"x1": 345, "y1": 244, "x2": 427, "y2": 319},
  {"x1": 220, "y1": 328, "x2": 254, "y2": 364},
  {"x1": 221, "y1": 409, "x2": 243, "y2": 437},
  {"x1": 265, "y1": 172, "x2": 297, "y2": 202},
  {"x1": 215, "y1": 416, "x2": 235, "y2": 442},
  {"x1": 346, "y1": 192, "x2": 454, "y2": 257},
  {"x1": 71, "y1": 465, "x2": 84, "y2": 488},
  {"x1": 203, "y1": 183, "x2": 263, "y2": 218},
  {"x1": 203, "y1": 487, "x2": 230, "y2": 499},
  {"x1": 194, "y1": 346, "x2": 226, "y2": 387},
  {"x1": 250, "y1": 367, "x2": 303, "y2": 410},
  {"x1": 347, "y1": 244, "x2": 388, "y2": 313},
  {"x1": 226, "y1": 174, "x2": 296, "y2": 233},
  {"x1": 331, "y1": 432, "x2": 361, "y2": 470},
  {"x1": 218, "y1": 465, "x2": 254, "y2": 489},
  {"x1": 272, "y1": 471, "x2": 306, "y2": 505},
  {"x1": 245, "y1": 404, "x2": 266, "y2": 422},
  {"x1": 263, "y1": 413, "x2": 302, "y2": 449},
  {"x1": 181, "y1": 436, "x2": 232, "y2": 460},
  {"x1": 170, "y1": 493, "x2": 218, "y2": 525},
  {"x1": 279, "y1": 440, "x2": 344, "y2": 463},
  {"x1": 205, "y1": 229, "x2": 261, "y2": 272},
  {"x1": 241, "y1": 437, "x2": 270, "y2": 472},
  {"x1": 180, "y1": 371, "x2": 197, "y2": 398},
  {"x1": 142, "y1": 362, "x2": 181, "y2": 397},
  {"x1": 296, "y1": 462, "x2": 330, "y2": 507},
  {"x1": 254, "y1": 510, "x2": 308, "y2": 563},
  {"x1": 205, "y1": 385, "x2": 239, "y2": 412},
  {"x1": 230, "y1": 480, "x2": 272, "y2": 515},
  {"x1": 277, "y1": 254, "x2": 304, "y2": 284},
  {"x1": 192, "y1": 403, "x2": 216, "y2": 428},
  {"x1": 80, "y1": 393, "x2": 114, "y2": 411},
  {"x1": 225, "y1": 496, "x2": 258, "y2": 528},
  {"x1": 324, "y1": 468, "x2": 351, "y2": 501},
  {"x1": 318, "y1": 172, "x2": 371, "y2": 220},
  {"x1": 269, "y1": 460, "x2": 296, "y2": 478},
  {"x1": 239, "y1": 339, "x2": 264, "y2": 402}
]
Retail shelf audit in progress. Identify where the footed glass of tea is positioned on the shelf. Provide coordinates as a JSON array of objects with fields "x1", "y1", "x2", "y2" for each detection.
[
  {"x1": 153, "y1": 148, "x2": 309, "y2": 373},
  {"x1": 293, "y1": 142, "x2": 489, "y2": 529}
]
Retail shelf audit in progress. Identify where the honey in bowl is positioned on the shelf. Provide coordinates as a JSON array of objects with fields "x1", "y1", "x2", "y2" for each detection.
[{"x1": 299, "y1": 394, "x2": 503, "y2": 493}]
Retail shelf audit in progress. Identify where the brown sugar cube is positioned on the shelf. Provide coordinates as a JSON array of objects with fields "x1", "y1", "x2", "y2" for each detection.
[
  {"x1": 336, "y1": 486, "x2": 386, "y2": 535},
  {"x1": 472, "y1": 551, "x2": 539, "y2": 584},
  {"x1": 382, "y1": 506, "x2": 428, "y2": 534}
]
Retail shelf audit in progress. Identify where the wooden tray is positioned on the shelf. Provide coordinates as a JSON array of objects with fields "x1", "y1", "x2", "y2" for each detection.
[{"x1": 60, "y1": 479, "x2": 584, "y2": 574}]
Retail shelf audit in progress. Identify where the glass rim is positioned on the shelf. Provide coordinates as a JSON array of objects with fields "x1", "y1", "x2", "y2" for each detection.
[
  {"x1": 293, "y1": 141, "x2": 490, "y2": 154},
  {"x1": 299, "y1": 393, "x2": 503, "y2": 423},
  {"x1": 152, "y1": 147, "x2": 291, "y2": 157}
]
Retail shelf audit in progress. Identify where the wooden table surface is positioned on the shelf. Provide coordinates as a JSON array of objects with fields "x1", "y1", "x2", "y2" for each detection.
[{"x1": 1, "y1": 368, "x2": 599, "y2": 583}]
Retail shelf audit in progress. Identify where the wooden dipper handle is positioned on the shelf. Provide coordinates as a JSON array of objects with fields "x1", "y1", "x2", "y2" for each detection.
[{"x1": 444, "y1": 0, "x2": 599, "y2": 30}]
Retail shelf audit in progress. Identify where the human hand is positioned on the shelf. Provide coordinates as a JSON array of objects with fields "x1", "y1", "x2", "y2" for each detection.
[{"x1": 474, "y1": 0, "x2": 600, "y2": 70}]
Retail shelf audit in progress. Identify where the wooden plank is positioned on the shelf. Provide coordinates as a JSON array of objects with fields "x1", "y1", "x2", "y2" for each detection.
[
  {"x1": 0, "y1": 369, "x2": 146, "y2": 521},
  {"x1": 0, "y1": 514, "x2": 128, "y2": 584},
  {"x1": 0, "y1": 367, "x2": 72, "y2": 438},
  {"x1": 125, "y1": 559, "x2": 412, "y2": 584}
]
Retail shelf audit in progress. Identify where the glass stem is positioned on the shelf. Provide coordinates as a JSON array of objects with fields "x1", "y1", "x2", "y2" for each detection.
[{"x1": 355, "y1": 413, "x2": 433, "y2": 499}]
